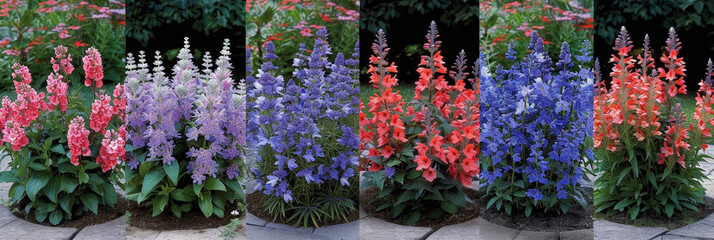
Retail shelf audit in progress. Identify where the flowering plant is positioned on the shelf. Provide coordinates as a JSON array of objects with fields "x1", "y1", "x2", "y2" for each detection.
[
  {"x1": 124, "y1": 38, "x2": 246, "y2": 218},
  {"x1": 360, "y1": 22, "x2": 479, "y2": 225},
  {"x1": 0, "y1": 0, "x2": 126, "y2": 89},
  {"x1": 479, "y1": 31, "x2": 594, "y2": 216},
  {"x1": 0, "y1": 45, "x2": 124, "y2": 225},
  {"x1": 247, "y1": 0, "x2": 358, "y2": 75},
  {"x1": 480, "y1": 0, "x2": 593, "y2": 68},
  {"x1": 594, "y1": 27, "x2": 709, "y2": 219},
  {"x1": 247, "y1": 28, "x2": 359, "y2": 227}
]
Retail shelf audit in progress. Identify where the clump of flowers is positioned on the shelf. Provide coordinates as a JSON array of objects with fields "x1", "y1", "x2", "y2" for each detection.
[
  {"x1": 360, "y1": 22, "x2": 479, "y2": 225},
  {"x1": 480, "y1": 31, "x2": 594, "y2": 216},
  {"x1": 247, "y1": 28, "x2": 359, "y2": 228},
  {"x1": 594, "y1": 27, "x2": 709, "y2": 219},
  {"x1": 125, "y1": 38, "x2": 247, "y2": 219},
  {"x1": 0, "y1": 45, "x2": 124, "y2": 225}
]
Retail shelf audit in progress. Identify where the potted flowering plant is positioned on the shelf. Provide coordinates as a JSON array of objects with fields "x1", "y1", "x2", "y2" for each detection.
[
  {"x1": 594, "y1": 27, "x2": 710, "y2": 219},
  {"x1": 360, "y1": 22, "x2": 479, "y2": 225},
  {"x1": 0, "y1": 45, "x2": 124, "y2": 225},
  {"x1": 247, "y1": 28, "x2": 359, "y2": 228},
  {"x1": 124, "y1": 38, "x2": 247, "y2": 219}
]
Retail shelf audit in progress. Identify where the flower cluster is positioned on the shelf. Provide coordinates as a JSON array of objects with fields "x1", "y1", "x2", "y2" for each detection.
[
  {"x1": 594, "y1": 27, "x2": 710, "y2": 219},
  {"x1": 126, "y1": 38, "x2": 246, "y2": 184},
  {"x1": 68, "y1": 116, "x2": 91, "y2": 166},
  {"x1": 0, "y1": 45, "x2": 124, "y2": 225},
  {"x1": 360, "y1": 22, "x2": 479, "y2": 224},
  {"x1": 480, "y1": 31, "x2": 593, "y2": 215},
  {"x1": 83, "y1": 47, "x2": 104, "y2": 88},
  {"x1": 247, "y1": 27, "x2": 359, "y2": 226}
]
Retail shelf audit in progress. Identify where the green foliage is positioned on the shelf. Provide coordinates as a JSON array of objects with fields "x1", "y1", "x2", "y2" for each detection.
[
  {"x1": 246, "y1": 0, "x2": 359, "y2": 75},
  {"x1": 480, "y1": 0, "x2": 593, "y2": 67},
  {"x1": 596, "y1": 0, "x2": 714, "y2": 46},
  {"x1": 125, "y1": 146, "x2": 246, "y2": 218},
  {"x1": 126, "y1": 0, "x2": 245, "y2": 47},
  {"x1": 360, "y1": 0, "x2": 477, "y2": 34}
]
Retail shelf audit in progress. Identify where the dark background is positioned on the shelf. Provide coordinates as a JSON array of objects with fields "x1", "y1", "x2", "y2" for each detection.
[
  {"x1": 595, "y1": 0, "x2": 714, "y2": 91},
  {"x1": 126, "y1": 0, "x2": 246, "y2": 80},
  {"x1": 359, "y1": 0, "x2": 479, "y2": 85}
]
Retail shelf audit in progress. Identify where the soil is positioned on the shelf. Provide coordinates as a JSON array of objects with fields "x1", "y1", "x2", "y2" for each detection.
[
  {"x1": 597, "y1": 196, "x2": 714, "y2": 230},
  {"x1": 12, "y1": 198, "x2": 127, "y2": 231},
  {"x1": 481, "y1": 187, "x2": 594, "y2": 232},
  {"x1": 246, "y1": 192, "x2": 360, "y2": 227},
  {"x1": 360, "y1": 187, "x2": 480, "y2": 231},
  {"x1": 127, "y1": 200, "x2": 241, "y2": 230}
]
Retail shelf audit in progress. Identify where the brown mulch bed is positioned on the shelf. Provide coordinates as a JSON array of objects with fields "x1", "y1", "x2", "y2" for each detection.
[
  {"x1": 12, "y1": 197, "x2": 127, "y2": 231},
  {"x1": 246, "y1": 192, "x2": 360, "y2": 227},
  {"x1": 481, "y1": 187, "x2": 594, "y2": 232},
  {"x1": 360, "y1": 187, "x2": 480, "y2": 231},
  {"x1": 597, "y1": 196, "x2": 714, "y2": 230},
  {"x1": 128, "y1": 200, "x2": 242, "y2": 231}
]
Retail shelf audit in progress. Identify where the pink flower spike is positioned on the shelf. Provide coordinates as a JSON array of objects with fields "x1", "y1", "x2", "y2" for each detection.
[
  {"x1": 82, "y1": 47, "x2": 104, "y2": 88},
  {"x1": 68, "y1": 116, "x2": 91, "y2": 165}
]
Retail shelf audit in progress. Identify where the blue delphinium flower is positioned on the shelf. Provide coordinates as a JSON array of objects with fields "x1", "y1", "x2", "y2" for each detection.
[{"x1": 480, "y1": 31, "x2": 592, "y2": 213}]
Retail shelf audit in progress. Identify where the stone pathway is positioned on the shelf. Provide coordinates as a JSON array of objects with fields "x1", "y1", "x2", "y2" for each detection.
[
  {"x1": 126, "y1": 216, "x2": 246, "y2": 240},
  {"x1": 593, "y1": 146, "x2": 714, "y2": 240}
]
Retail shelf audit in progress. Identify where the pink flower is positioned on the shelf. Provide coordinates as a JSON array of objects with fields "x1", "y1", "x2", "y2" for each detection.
[
  {"x1": 11, "y1": 63, "x2": 32, "y2": 85},
  {"x1": 51, "y1": 45, "x2": 74, "y2": 75},
  {"x1": 2, "y1": 122, "x2": 28, "y2": 152},
  {"x1": 68, "y1": 117, "x2": 91, "y2": 166},
  {"x1": 90, "y1": 93, "x2": 113, "y2": 133},
  {"x1": 112, "y1": 84, "x2": 125, "y2": 121},
  {"x1": 97, "y1": 127, "x2": 125, "y2": 172},
  {"x1": 82, "y1": 47, "x2": 104, "y2": 88},
  {"x1": 46, "y1": 73, "x2": 68, "y2": 112},
  {"x1": 2, "y1": 49, "x2": 20, "y2": 56},
  {"x1": 67, "y1": 26, "x2": 81, "y2": 30},
  {"x1": 300, "y1": 28, "x2": 312, "y2": 37}
]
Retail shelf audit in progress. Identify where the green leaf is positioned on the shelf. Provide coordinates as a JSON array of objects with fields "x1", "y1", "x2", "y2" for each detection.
[
  {"x1": 198, "y1": 191, "x2": 214, "y2": 217},
  {"x1": 103, "y1": 183, "x2": 118, "y2": 206},
  {"x1": 665, "y1": 203, "x2": 674, "y2": 217},
  {"x1": 26, "y1": 171, "x2": 51, "y2": 201},
  {"x1": 49, "y1": 209, "x2": 63, "y2": 225},
  {"x1": 224, "y1": 180, "x2": 244, "y2": 200},
  {"x1": 140, "y1": 168, "x2": 166, "y2": 204},
  {"x1": 50, "y1": 144, "x2": 66, "y2": 154},
  {"x1": 203, "y1": 178, "x2": 227, "y2": 192},
  {"x1": 44, "y1": 177, "x2": 60, "y2": 203},
  {"x1": 29, "y1": 163, "x2": 49, "y2": 171},
  {"x1": 396, "y1": 190, "x2": 417, "y2": 205},
  {"x1": 60, "y1": 175, "x2": 79, "y2": 193},
  {"x1": 617, "y1": 167, "x2": 631, "y2": 185},
  {"x1": 404, "y1": 211, "x2": 421, "y2": 225},
  {"x1": 525, "y1": 206, "x2": 532, "y2": 217},
  {"x1": 80, "y1": 193, "x2": 99, "y2": 215},
  {"x1": 163, "y1": 162, "x2": 179, "y2": 185},
  {"x1": 170, "y1": 188, "x2": 195, "y2": 202},
  {"x1": 58, "y1": 193, "x2": 74, "y2": 214},
  {"x1": 152, "y1": 195, "x2": 169, "y2": 217},
  {"x1": 614, "y1": 198, "x2": 634, "y2": 211},
  {"x1": 440, "y1": 200, "x2": 458, "y2": 213},
  {"x1": 170, "y1": 203, "x2": 182, "y2": 218}
]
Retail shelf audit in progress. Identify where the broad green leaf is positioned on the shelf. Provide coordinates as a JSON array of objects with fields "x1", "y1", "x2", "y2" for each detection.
[
  {"x1": 140, "y1": 168, "x2": 166, "y2": 204},
  {"x1": 198, "y1": 191, "x2": 213, "y2": 217},
  {"x1": 163, "y1": 162, "x2": 179, "y2": 185},
  {"x1": 203, "y1": 178, "x2": 227, "y2": 192},
  {"x1": 26, "y1": 171, "x2": 51, "y2": 201}
]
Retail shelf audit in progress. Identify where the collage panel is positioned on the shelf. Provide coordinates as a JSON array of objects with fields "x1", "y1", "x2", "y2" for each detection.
[
  {"x1": 124, "y1": 0, "x2": 247, "y2": 238},
  {"x1": 479, "y1": 0, "x2": 595, "y2": 239},
  {"x1": 592, "y1": 1, "x2": 714, "y2": 239},
  {"x1": 359, "y1": 1, "x2": 480, "y2": 239},
  {"x1": 245, "y1": 0, "x2": 361, "y2": 237},
  {"x1": 0, "y1": 0, "x2": 127, "y2": 237}
]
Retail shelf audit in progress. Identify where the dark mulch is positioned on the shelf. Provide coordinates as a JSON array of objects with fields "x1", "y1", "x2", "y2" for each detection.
[
  {"x1": 481, "y1": 187, "x2": 594, "y2": 232},
  {"x1": 12, "y1": 198, "x2": 127, "y2": 231},
  {"x1": 597, "y1": 196, "x2": 714, "y2": 230},
  {"x1": 128, "y1": 200, "x2": 241, "y2": 230},
  {"x1": 360, "y1": 187, "x2": 480, "y2": 231},
  {"x1": 246, "y1": 192, "x2": 360, "y2": 227}
]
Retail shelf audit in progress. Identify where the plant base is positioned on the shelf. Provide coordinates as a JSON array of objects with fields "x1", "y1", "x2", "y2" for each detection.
[
  {"x1": 246, "y1": 192, "x2": 360, "y2": 227},
  {"x1": 595, "y1": 196, "x2": 714, "y2": 230},
  {"x1": 11, "y1": 197, "x2": 127, "y2": 231},
  {"x1": 127, "y1": 200, "x2": 242, "y2": 230},
  {"x1": 360, "y1": 187, "x2": 480, "y2": 230}
]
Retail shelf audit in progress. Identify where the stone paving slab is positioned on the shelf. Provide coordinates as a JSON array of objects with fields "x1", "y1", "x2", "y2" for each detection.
[
  {"x1": 425, "y1": 218, "x2": 477, "y2": 240},
  {"x1": 126, "y1": 227, "x2": 161, "y2": 240},
  {"x1": 246, "y1": 212, "x2": 268, "y2": 227},
  {"x1": 359, "y1": 217, "x2": 432, "y2": 240},
  {"x1": 248, "y1": 224, "x2": 333, "y2": 240},
  {"x1": 513, "y1": 230, "x2": 558, "y2": 240},
  {"x1": 594, "y1": 220, "x2": 668, "y2": 240},
  {"x1": 0, "y1": 219, "x2": 77, "y2": 240},
  {"x1": 559, "y1": 229, "x2": 594, "y2": 240},
  {"x1": 312, "y1": 220, "x2": 359, "y2": 240},
  {"x1": 0, "y1": 205, "x2": 16, "y2": 229},
  {"x1": 0, "y1": 180, "x2": 10, "y2": 203},
  {"x1": 478, "y1": 218, "x2": 519, "y2": 240},
  {"x1": 666, "y1": 222, "x2": 714, "y2": 239},
  {"x1": 73, "y1": 216, "x2": 126, "y2": 240},
  {"x1": 659, "y1": 235, "x2": 700, "y2": 240},
  {"x1": 264, "y1": 221, "x2": 315, "y2": 233}
]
